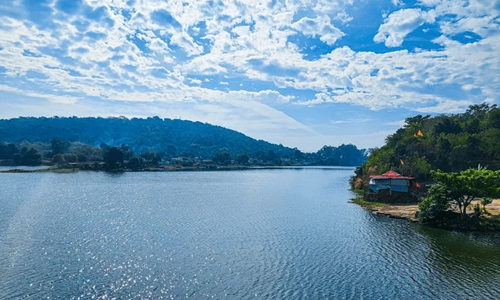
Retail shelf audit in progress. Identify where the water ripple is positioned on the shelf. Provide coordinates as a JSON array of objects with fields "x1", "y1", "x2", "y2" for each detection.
[{"x1": 0, "y1": 169, "x2": 500, "y2": 299}]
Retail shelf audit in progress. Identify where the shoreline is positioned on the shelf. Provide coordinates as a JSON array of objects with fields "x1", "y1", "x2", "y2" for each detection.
[
  {"x1": 352, "y1": 201, "x2": 419, "y2": 222},
  {"x1": 352, "y1": 198, "x2": 500, "y2": 231},
  {"x1": 0, "y1": 164, "x2": 356, "y2": 174}
]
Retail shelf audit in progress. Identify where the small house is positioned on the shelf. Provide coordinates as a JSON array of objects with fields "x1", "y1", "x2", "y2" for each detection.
[{"x1": 367, "y1": 170, "x2": 417, "y2": 203}]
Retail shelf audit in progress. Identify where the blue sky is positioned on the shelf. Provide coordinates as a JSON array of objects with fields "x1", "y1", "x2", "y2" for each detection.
[{"x1": 0, "y1": 0, "x2": 499, "y2": 151}]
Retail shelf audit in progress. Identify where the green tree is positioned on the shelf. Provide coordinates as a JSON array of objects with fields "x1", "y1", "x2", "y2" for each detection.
[
  {"x1": 50, "y1": 138, "x2": 70, "y2": 155},
  {"x1": 266, "y1": 150, "x2": 276, "y2": 162},
  {"x1": 294, "y1": 149, "x2": 304, "y2": 160},
  {"x1": 427, "y1": 168, "x2": 500, "y2": 218},
  {"x1": 435, "y1": 117, "x2": 462, "y2": 135},
  {"x1": 104, "y1": 147, "x2": 124, "y2": 170},
  {"x1": 126, "y1": 156, "x2": 143, "y2": 170},
  {"x1": 465, "y1": 118, "x2": 481, "y2": 134},
  {"x1": 481, "y1": 197, "x2": 493, "y2": 211},
  {"x1": 166, "y1": 145, "x2": 177, "y2": 158},
  {"x1": 0, "y1": 143, "x2": 19, "y2": 159},
  {"x1": 140, "y1": 151, "x2": 161, "y2": 165},
  {"x1": 412, "y1": 156, "x2": 432, "y2": 179},
  {"x1": 119, "y1": 144, "x2": 135, "y2": 160},
  {"x1": 488, "y1": 107, "x2": 500, "y2": 129},
  {"x1": 235, "y1": 153, "x2": 249, "y2": 164},
  {"x1": 213, "y1": 152, "x2": 231, "y2": 165},
  {"x1": 418, "y1": 185, "x2": 450, "y2": 220},
  {"x1": 20, "y1": 148, "x2": 42, "y2": 166}
]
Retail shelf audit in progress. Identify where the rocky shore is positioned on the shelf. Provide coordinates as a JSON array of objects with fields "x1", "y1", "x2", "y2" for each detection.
[
  {"x1": 354, "y1": 199, "x2": 500, "y2": 231},
  {"x1": 360, "y1": 203, "x2": 419, "y2": 222}
]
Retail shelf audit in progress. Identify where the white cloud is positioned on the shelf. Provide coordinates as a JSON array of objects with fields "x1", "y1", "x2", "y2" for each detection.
[
  {"x1": 288, "y1": 33, "x2": 500, "y2": 113},
  {"x1": 290, "y1": 15, "x2": 344, "y2": 45},
  {"x1": 0, "y1": 0, "x2": 499, "y2": 150},
  {"x1": 170, "y1": 31, "x2": 204, "y2": 56},
  {"x1": 2, "y1": 0, "x2": 497, "y2": 116},
  {"x1": 437, "y1": 4, "x2": 500, "y2": 37},
  {"x1": 391, "y1": 0, "x2": 403, "y2": 6},
  {"x1": 189, "y1": 78, "x2": 202, "y2": 85},
  {"x1": 417, "y1": 0, "x2": 441, "y2": 7},
  {"x1": 0, "y1": 84, "x2": 80, "y2": 104},
  {"x1": 414, "y1": 99, "x2": 473, "y2": 113},
  {"x1": 383, "y1": 120, "x2": 406, "y2": 126},
  {"x1": 374, "y1": 8, "x2": 436, "y2": 47},
  {"x1": 330, "y1": 118, "x2": 370, "y2": 125}
]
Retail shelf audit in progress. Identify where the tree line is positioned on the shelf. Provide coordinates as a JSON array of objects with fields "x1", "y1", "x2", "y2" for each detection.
[{"x1": 0, "y1": 117, "x2": 368, "y2": 168}]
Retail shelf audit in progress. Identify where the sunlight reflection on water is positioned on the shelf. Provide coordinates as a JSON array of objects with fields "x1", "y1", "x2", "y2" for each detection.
[{"x1": 0, "y1": 169, "x2": 499, "y2": 299}]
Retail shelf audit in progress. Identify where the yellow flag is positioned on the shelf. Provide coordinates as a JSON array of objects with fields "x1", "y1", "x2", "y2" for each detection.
[{"x1": 400, "y1": 159, "x2": 405, "y2": 165}]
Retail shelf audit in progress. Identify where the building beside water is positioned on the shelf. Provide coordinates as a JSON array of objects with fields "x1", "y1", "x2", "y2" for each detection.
[{"x1": 367, "y1": 170, "x2": 419, "y2": 203}]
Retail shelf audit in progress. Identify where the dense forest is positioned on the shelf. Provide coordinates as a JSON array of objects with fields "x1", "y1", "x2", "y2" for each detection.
[
  {"x1": 352, "y1": 103, "x2": 500, "y2": 188},
  {"x1": 0, "y1": 116, "x2": 367, "y2": 168}
]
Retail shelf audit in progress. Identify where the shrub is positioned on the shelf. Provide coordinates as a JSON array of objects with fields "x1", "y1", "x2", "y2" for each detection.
[{"x1": 418, "y1": 185, "x2": 450, "y2": 221}]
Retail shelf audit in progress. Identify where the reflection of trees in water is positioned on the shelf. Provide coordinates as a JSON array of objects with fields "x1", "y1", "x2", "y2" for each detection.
[{"x1": 418, "y1": 225, "x2": 500, "y2": 294}]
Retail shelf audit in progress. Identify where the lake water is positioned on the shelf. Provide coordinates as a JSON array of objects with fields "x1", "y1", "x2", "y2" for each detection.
[{"x1": 1, "y1": 168, "x2": 500, "y2": 299}]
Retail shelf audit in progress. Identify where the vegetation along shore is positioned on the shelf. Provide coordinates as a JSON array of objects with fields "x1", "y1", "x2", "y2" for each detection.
[
  {"x1": 351, "y1": 103, "x2": 500, "y2": 231},
  {"x1": 0, "y1": 116, "x2": 367, "y2": 171}
]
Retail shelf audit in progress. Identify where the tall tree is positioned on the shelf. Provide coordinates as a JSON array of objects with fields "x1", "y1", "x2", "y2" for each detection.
[
  {"x1": 235, "y1": 153, "x2": 249, "y2": 164},
  {"x1": 0, "y1": 143, "x2": 19, "y2": 159},
  {"x1": 140, "y1": 151, "x2": 161, "y2": 165},
  {"x1": 50, "y1": 138, "x2": 70, "y2": 155},
  {"x1": 20, "y1": 148, "x2": 42, "y2": 166},
  {"x1": 213, "y1": 152, "x2": 231, "y2": 165},
  {"x1": 104, "y1": 147, "x2": 124, "y2": 170},
  {"x1": 425, "y1": 168, "x2": 500, "y2": 218}
]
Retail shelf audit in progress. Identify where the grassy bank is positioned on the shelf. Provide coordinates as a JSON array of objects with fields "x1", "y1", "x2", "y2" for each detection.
[{"x1": 350, "y1": 196, "x2": 385, "y2": 207}]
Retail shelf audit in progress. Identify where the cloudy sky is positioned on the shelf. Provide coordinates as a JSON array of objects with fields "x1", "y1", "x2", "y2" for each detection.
[{"x1": 0, "y1": 0, "x2": 499, "y2": 151}]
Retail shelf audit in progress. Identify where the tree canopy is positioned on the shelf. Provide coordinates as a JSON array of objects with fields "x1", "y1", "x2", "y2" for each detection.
[
  {"x1": 0, "y1": 116, "x2": 297, "y2": 158},
  {"x1": 355, "y1": 103, "x2": 500, "y2": 182},
  {"x1": 419, "y1": 168, "x2": 500, "y2": 219},
  {"x1": 104, "y1": 147, "x2": 124, "y2": 170}
]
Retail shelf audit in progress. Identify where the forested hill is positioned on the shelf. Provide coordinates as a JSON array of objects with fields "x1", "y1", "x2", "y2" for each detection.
[
  {"x1": 353, "y1": 103, "x2": 500, "y2": 185},
  {"x1": 0, "y1": 116, "x2": 367, "y2": 166},
  {"x1": 0, "y1": 116, "x2": 294, "y2": 157}
]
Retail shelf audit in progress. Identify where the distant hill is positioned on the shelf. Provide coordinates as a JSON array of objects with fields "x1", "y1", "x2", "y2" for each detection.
[
  {"x1": 0, "y1": 116, "x2": 368, "y2": 166},
  {"x1": 0, "y1": 116, "x2": 297, "y2": 157}
]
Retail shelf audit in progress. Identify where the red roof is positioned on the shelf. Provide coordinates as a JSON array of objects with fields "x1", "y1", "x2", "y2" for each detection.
[
  {"x1": 370, "y1": 170, "x2": 414, "y2": 180},
  {"x1": 383, "y1": 170, "x2": 402, "y2": 177}
]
